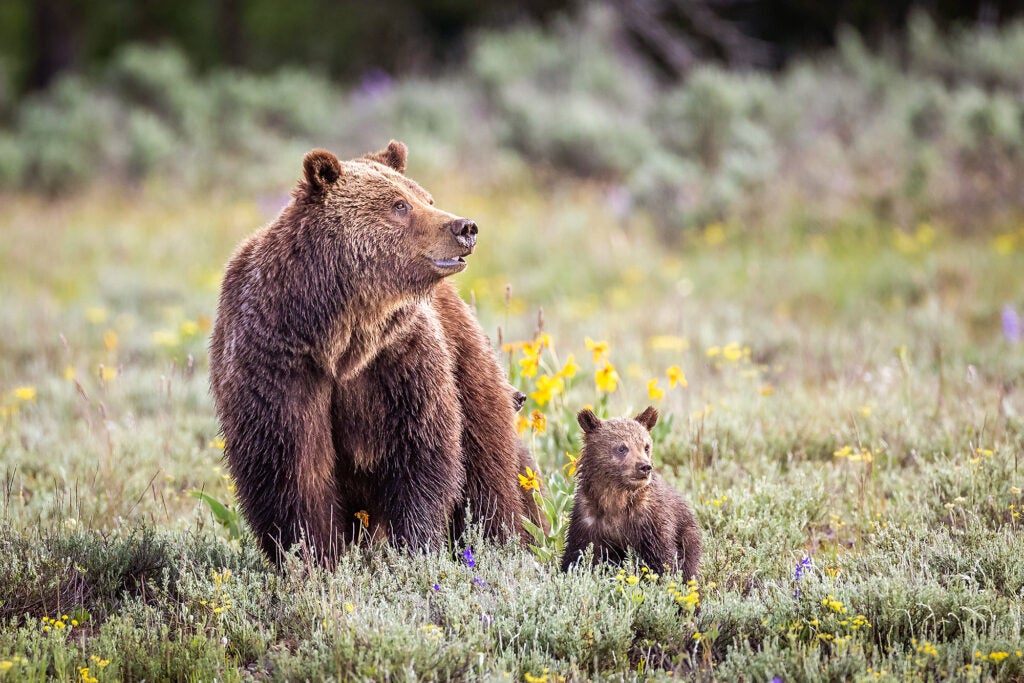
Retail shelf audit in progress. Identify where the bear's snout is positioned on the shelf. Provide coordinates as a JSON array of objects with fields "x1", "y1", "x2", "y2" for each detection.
[
  {"x1": 636, "y1": 462, "x2": 653, "y2": 475},
  {"x1": 449, "y1": 219, "x2": 478, "y2": 249}
]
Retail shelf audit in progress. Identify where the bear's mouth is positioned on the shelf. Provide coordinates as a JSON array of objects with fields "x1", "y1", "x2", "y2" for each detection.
[{"x1": 431, "y1": 256, "x2": 467, "y2": 269}]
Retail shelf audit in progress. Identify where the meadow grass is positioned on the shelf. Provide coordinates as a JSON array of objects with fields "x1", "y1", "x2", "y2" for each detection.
[{"x1": 1, "y1": 166, "x2": 1023, "y2": 681}]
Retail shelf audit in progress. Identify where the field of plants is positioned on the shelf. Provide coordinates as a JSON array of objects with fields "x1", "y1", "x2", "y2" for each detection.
[{"x1": 2, "y1": 8, "x2": 1024, "y2": 682}]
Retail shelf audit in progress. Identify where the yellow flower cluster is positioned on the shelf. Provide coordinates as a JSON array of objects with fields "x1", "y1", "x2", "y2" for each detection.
[
  {"x1": 354, "y1": 510, "x2": 370, "y2": 528},
  {"x1": 893, "y1": 222, "x2": 937, "y2": 255},
  {"x1": 821, "y1": 594, "x2": 847, "y2": 614},
  {"x1": 523, "y1": 668, "x2": 565, "y2": 683},
  {"x1": 42, "y1": 614, "x2": 76, "y2": 631},
  {"x1": 706, "y1": 342, "x2": 749, "y2": 363},
  {"x1": 974, "y1": 650, "x2": 1020, "y2": 663},
  {"x1": 833, "y1": 446, "x2": 874, "y2": 463},
  {"x1": 912, "y1": 639, "x2": 938, "y2": 657},
  {"x1": 672, "y1": 578, "x2": 706, "y2": 609},
  {"x1": 199, "y1": 568, "x2": 233, "y2": 615},
  {"x1": 0, "y1": 657, "x2": 27, "y2": 674}
]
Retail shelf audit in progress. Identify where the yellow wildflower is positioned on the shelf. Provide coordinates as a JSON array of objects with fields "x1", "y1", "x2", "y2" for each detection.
[
  {"x1": 344, "y1": 602, "x2": 355, "y2": 613},
  {"x1": 64, "y1": 365, "x2": 76, "y2": 381},
  {"x1": 989, "y1": 652, "x2": 1009, "y2": 663},
  {"x1": 103, "y1": 329, "x2": 118, "y2": 352},
  {"x1": 993, "y1": 233, "x2": 1016, "y2": 255},
  {"x1": 355, "y1": 510, "x2": 369, "y2": 528},
  {"x1": 518, "y1": 342, "x2": 540, "y2": 378},
  {"x1": 85, "y1": 307, "x2": 108, "y2": 324},
  {"x1": 152, "y1": 330, "x2": 180, "y2": 347},
  {"x1": 208, "y1": 436, "x2": 226, "y2": 450},
  {"x1": 180, "y1": 320, "x2": 200, "y2": 336},
  {"x1": 556, "y1": 354, "x2": 579, "y2": 379},
  {"x1": 595, "y1": 362, "x2": 619, "y2": 393},
  {"x1": 530, "y1": 374, "x2": 564, "y2": 406},
  {"x1": 0, "y1": 661, "x2": 13, "y2": 673},
  {"x1": 518, "y1": 466, "x2": 542, "y2": 492},
  {"x1": 562, "y1": 452, "x2": 579, "y2": 477},
  {"x1": 821, "y1": 594, "x2": 846, "y2": 614},
  {"x1": 722, "y1": 342, "x2": 744, "y2": 362},
  {"x1": 529, "y1": 410, "x2": 547, "y2": 434},
  {"x1": 666, "y1": 365, "x2": 687, "y2": 388},
  {"x1": 585, "y1": 337, "x2": 610, "y2": 363},
  {"x1": 648, "y1": 335, "x2": 689, "y2": 352},
  {"x1": 703, "y1": 222, "x2": 725, "y2": 246},
  {"x1": 758, "y1": 384, "x2": 774, "y2": 396},
  {"x1": 647, "y1": 379, "x2": 665, "y2": 401},
  {"x1": 98, "y1": 365, "x2": 117, "y2": 382},
  {"x1": 515, "y1": 414, "x2": 530, "y2": 435},
  {"x1": 12, "y1": 385, "x2": 36, "y2": 401}
]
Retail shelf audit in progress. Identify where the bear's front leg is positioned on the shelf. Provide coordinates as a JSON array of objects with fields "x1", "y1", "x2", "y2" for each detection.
[{"x1": 333, "y1": 306, "x2": 465, "y2": 551}]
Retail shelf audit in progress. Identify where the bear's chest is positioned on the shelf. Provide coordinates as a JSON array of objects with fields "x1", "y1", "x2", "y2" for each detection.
[{"x1": 326, "y1": 302, "x2": 420, "y2": 380}]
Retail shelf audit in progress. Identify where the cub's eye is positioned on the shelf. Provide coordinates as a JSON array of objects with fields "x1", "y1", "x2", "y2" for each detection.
[
  {"x1": 616, "y1": 444, "x2": 629, "y2": 456},
  {"x1": 393, "y1": 199, "x2": 410, "y2": 216},
  {"x1": 644, "y1": 443, "x2": 651, "y2": 454}
]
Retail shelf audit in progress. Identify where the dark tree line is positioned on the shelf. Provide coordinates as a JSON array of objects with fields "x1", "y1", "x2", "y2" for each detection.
[{"x1": 2, "y1": 0, "x2": 1022, "y2": 95}]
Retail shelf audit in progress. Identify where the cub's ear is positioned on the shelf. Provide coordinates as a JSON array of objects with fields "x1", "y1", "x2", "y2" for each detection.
[
  {"x1": 363, "y1": 139, "x2": 408, "y2": 174},
  {"x1": 634, "y1": 406, "x2": 659, "y2": 432},
  {"x1": 303, "y1": 149, "x2": 342, "y2": 192},
  {"x1": 577, "y1": 408, "x2": 602, "y2": 434}
]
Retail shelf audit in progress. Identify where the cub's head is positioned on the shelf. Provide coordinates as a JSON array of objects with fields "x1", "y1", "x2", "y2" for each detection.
[
  {"x1": 294, "y1": 141, "x2": 477, "y2": 295},
  {"x1": 576, "y1": 406, "x2": 659, "y2": 491}
]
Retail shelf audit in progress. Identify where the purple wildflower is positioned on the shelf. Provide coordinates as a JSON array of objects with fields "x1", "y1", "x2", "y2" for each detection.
[
  {"x1": 793, "y1": 556, "x2": 812, "y2": 599},
  {"x1": 794, "y1": 556, "x2": 812, "y2": 581},
  {"x1": 432, "y1": 583, "x2": 440, "y2": 591},
  {"x1": 473, "y1": 576, "x2": 488, "y2": 587},
  {"x1": 1003, "y1": 305, "x2": 1021, "y2": 344},
  {"x1": 462, "y1": 547, "x2": 475, "y2": 569},
  {"x1": 771, "y1": 677, "x2": 783, "y2": 683}
]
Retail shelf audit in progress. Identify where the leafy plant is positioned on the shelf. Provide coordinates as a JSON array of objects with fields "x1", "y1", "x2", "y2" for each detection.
[
  {"x1": 522, "y1": 470, "x2": 574, "y2": 564},
  {"x1": 190, "y1": 490, "x2": 243, "y2": 541}
]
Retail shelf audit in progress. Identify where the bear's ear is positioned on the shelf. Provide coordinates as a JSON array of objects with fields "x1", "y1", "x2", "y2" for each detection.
[
  {"x1": 577, "y1": 408, "x2": 602, "y2": 434},
  {"x1": 634, "y1": 406, "x2": 659, "y2": 432},
  {"x1": 303, "y1": 149, "x2": 343, "y2": 192},
  {"x1": 363, "y1": 140, "x2": 408, "y2": 174}
]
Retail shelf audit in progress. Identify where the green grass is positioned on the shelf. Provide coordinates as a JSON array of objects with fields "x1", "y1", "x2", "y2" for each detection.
[{"x1": 1, "y1": 166, "x2": 1023, "y2": 681}]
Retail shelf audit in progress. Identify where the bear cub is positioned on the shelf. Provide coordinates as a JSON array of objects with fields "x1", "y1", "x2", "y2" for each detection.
[{"x1": 561, "y1": 406, "x2": 701, "y2": 579}]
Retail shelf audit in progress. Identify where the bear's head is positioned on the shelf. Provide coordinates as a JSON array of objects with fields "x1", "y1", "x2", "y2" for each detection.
[
  {"x1": 293, "y1": 141, "x2": 478, "y2": 298},
  {"x1": 577, "y1": 407, "x2": 658, "y2": 491}
]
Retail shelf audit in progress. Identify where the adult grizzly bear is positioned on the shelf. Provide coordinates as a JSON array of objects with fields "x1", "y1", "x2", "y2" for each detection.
[
  {"x1": 210, "y1": 141, "x2": 536, "y2": 564},
  {"x1": 561, "y1": 407, "x2": 701, "y2": 579}
]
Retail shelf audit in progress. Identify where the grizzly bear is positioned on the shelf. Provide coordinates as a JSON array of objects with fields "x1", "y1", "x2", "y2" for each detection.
[
  {"x1": 561, "y1": 407, "x2": 701, "y2": 579},
  {"x1": 210, "y1": 141, "x2": 539, "y2": 564}
]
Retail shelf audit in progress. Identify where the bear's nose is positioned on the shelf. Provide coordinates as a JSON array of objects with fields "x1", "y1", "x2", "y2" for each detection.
[
  {"x1": 450, "y1": 219, "x2": 478, "y2": 248},
  {"x1": 637, "y1": 463, "x2": 653, "y2": 475}
]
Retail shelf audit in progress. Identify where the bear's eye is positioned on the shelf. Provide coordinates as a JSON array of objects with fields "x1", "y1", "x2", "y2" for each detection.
[
  {"x1": 644, "y1": 443, "x2": 651, "y2": 454},
  {"x1": 616, "y1": 444, "x2": 628, "y2": 456},
  {"x1": 393, "y1": 199, "x2": 410, "y2": 216}
]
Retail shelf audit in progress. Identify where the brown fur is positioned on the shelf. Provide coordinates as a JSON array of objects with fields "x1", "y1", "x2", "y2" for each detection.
[
  {"x1": 210, "y1": 141, "x2": 539, "y2": 564},
  {"x1": 561, "y1": 407, "x2": 701, "y2": 578}
]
